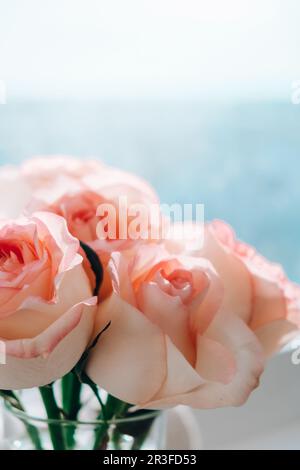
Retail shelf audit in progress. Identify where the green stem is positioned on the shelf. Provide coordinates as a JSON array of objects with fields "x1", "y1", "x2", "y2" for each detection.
[
  {"x1": 23, "y1": 419, "x2": 44, "y2": 451},
  {"x1": 0, "y1": 390, "x2": 43, "y2": 450},
  {"x1": 39, "y1": 386, "x2": 66, "y2": 450},
  {"x1": 61, "y1": 373, "x2": 82, "y2": 449},
  {"x1": 93, "y1": 395, "x2": 128, "y2": 450},
  {"x1": 112, "y1": 428, "x2": 125, "y2": 450},
  {"x1": 62, "y1": 373, "x2": 81, "y2": 417}
]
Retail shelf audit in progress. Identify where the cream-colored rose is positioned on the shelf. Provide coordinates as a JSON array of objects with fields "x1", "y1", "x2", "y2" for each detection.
[{"x1": 0, "y1": 211, "x2": 96, "y2": 389}]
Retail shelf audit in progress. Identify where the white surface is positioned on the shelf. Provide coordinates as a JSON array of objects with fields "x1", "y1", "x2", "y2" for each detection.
[
  {"x1": 220, "y1": 420, "x2": 300, "y2": 450},
  {"x1": 194, "y1": 350, "x2": 300, "y2": 449}
]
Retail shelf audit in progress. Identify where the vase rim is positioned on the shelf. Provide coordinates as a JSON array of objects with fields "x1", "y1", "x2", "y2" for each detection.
[{"x1": 4, "y1": 401, "x2": 160, "y2": 427}]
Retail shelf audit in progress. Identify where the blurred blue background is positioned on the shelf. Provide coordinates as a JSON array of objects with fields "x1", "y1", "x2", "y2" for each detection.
[{"x1": 0, "y1": 0, "x2": 300, "y2": 281}]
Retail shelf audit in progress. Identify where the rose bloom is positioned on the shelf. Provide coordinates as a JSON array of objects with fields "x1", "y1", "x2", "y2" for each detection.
[
  {"x1": 0, "y1": 211, "x2": 96, "y2": 389},
  {"x1": 22, "y1": 156, "x2": 160, "y2": 294},
  {"x1": 2, "y1": 156, "x2": 159, "y2": 235},
  {"x1": 85, "y1": 222, "x2": 300, "y2": 409},
  {"x1": 0, "y1": 156, "x2": 94, "y2": 219},
  {"x1": 22, "y1": 155, "x2": 104, "y2": 190},
  {"x1": 23, "y1": 156, "x2": 158, "y2": 236},
  {"x1": 21, "y1": 156, "x2": 158, "y2": 210},
  {"x1": 167, "y1": 220, "x2": 300, "y2": 357}
]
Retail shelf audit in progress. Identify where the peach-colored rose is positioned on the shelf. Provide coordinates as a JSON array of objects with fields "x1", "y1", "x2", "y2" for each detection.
[
  {"x1": 0, "y1": 211, "x2": 96, "y2": 389},
  {"x1": 22, "y1": 156, "x2": 158, "y2": 211},
  {"x1": 23, "y1": 156, "x2": 160, "y2": 294},
  {"x1": 167, "y1": 220, "x2": 300, "y2": 356},
  {"x1": 0, "y1": 155, "x2": 159, "y2": 224},
  {"x1": 22, "y1": 155, "x2": 105, "y2": 189},
  {"x1": 85, "y1": 242, "x2": 265, "y2": 409},
  {"x1": 24, "y1": 155, "x2": 159, "y2": 246},
  {"x1": 0, "y1": 158, "x2": 86, "y2": 219}
]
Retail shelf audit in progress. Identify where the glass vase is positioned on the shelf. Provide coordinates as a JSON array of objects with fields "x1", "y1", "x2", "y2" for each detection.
[{"x1": 3, "y1": 401, "x2": 164, "y2": 450}]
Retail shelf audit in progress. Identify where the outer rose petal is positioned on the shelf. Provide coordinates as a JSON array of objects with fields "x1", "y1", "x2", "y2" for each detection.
[
  {"x1": 248, "y1": 274, "x2": 287, "y2": 330},
  {"x1": 199, "y1": 223, "x2": 253, "y2": 324},
  {"x1": 82, "y1": 166, "x2": 159, "y2": 206},
  {"x1": 0, "y1": 298, "x2": 96, "y2": 389},
  {"x1": 255, "y1": 319, "x2": 299, "y2": 357},
  {"x1": 22, "y1": 155, "x2": 159, "y2": 204},
  {"x1": 195, "y1": 335, "x2": 236, "y2": 384},
  {"x1": 22, "y1": 156, "x2": 159, "y2": 210},
  {"x1": 166, "y1": 220, "x2": 300, "y2": 357},
  {"x1": 140, "y1": 312, "x2": 264, "y2": 409},
  {"x1": 148, "y1": 337, "x2": 204, "y2": 401},
  {"x1": 0, "y1": 266, "x2": 52, "y2": 318},
  {"x1": 86, "y1": 293, "x2": 167, "y2": 404},
  {"x1": 22, "y1": 156, "x2": 105, "y2": 187},
  {"x1": 209, "y1": 220, "x2": 300, "y2": 341},
  {"x1": 0, "y1": 166, "x2": 32, "y2": 218}
]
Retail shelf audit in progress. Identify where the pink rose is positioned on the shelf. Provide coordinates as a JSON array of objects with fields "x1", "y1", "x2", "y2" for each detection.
[
  {"x1": 0, "y1": 211, "x2": 96, "y2": 389},
  {"x1": 85, "y1": 243, "x2": 265, "y2": 409}
]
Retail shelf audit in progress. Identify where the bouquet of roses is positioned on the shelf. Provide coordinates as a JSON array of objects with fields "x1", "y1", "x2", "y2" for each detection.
[{"x1": 0, "y1": 156, "x2": 299, "y2": 450}]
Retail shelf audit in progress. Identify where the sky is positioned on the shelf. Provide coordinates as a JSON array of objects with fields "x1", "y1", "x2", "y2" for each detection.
[{"x1": 0, "y1": 0, "x2": 299, "y2": 100}]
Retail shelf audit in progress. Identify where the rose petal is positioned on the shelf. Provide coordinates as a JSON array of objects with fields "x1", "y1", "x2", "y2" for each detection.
[
  {"x1": 0, "y1": 298, "x2": 96, "y2": 389},
  {"x1": 138, "y1": 282, "x2": 195, "y2": 364},
  {"x1": 200, "y1": 223, "x2": 253, "y2": 323},
  {"x1": 0, "y1": 265, "x2": 52, "y2": 318},
  {"x1": 255, "y1": 319, "x2": 299, "y2": 356},
  {"x1": 140, "y1": 312, "x2": 264, "y2": 409},
  {"x1": 0, "y1": 265, "x2": 93, "y2": 338},
  {"x1": 86, "y1": 292, "x2": 166, "y2": 404},
  {"x1": 189, "y1": 258, "x2": 224, "y2": 334},
  {"x1": 209, "y1": 220, "x2": 299, "y2": 334},
  {"x1": 150, "y1": 336, "x2": 204, "y2": 400},
  {"x1": 32, "y1": 212, "x2": 80, "y2": 273},
  {"x1": 195, "y1": 335, "x2": 236, "y2": 384}
]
